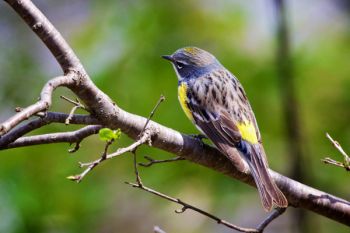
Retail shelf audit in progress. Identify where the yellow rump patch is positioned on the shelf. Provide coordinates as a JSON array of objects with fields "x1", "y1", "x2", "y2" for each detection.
[
  {"x1": 237, "y1": 121, "x2": 258, "y2": 144},
  {"x1": 178, "y1": 82, "x2": 194, "y2": 121}
]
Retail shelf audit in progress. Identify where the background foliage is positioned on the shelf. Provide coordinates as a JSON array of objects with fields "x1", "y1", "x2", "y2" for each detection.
[{"x1": 0, "y1": 0, "x2": 349, "y2": 232}]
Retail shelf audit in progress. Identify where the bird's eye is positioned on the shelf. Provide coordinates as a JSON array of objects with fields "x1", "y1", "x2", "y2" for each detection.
[{"x1": 175, "y1": 62, "x2": 185, "y2": 69}]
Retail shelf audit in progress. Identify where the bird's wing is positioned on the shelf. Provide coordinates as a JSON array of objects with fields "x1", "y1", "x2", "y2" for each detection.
[
  {"x1": 186, "y1": 71, "x2": 260, "y2": 152},
  {"x1": 186, "y1": 74, "x2": 288, "y2": 211},
  {"x1": 187, "y1": 99, "x2": 242, "y2": 156},
  {"x1": 229, "y1": 72, "x2": 262, "y2": 143},
  {"x1": 187, "y1": 81, "x2": 287, "y2": 211}
]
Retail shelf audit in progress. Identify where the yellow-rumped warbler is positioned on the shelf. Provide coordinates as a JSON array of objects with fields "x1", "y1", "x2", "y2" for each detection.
[{"x1": 162, "y1": 47, "x2": 288, "y2": 211}]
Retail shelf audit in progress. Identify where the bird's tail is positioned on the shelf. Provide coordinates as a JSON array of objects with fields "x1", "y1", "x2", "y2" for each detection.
[{"x1": 244, "y1": 143, "x2": 288, "y2": 211}]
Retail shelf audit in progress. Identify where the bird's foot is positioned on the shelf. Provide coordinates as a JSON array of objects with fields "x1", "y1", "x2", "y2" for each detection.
[{"x1": 189, "y1": 134, "x2": 207, "y2": 147}]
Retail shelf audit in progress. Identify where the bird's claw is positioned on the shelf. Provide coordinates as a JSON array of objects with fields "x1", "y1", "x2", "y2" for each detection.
[{"x1": 189, "y1": 134, "x2": 207, "y2": 147}]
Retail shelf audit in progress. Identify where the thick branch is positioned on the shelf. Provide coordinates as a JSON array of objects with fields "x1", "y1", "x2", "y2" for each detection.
[
  {"x1": 3, "y1": 125, "x2": 101, "y2": 149},
  {"x1": 4, "y1": 0, "x2": 83, "y2": 72},
  {"x1": 111, "y1": 108, "x2": 350, "y2": 226},
  {"x1": 4, "y1": 0, "x2": 118, "y2": 129}
]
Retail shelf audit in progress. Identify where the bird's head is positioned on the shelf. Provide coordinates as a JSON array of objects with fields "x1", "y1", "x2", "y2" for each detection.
[{"x1": 162, "y1": 47, "x2": 219, "y2": 80}]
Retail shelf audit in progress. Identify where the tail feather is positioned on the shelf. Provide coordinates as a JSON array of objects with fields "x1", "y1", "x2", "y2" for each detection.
[{"x1": 244, "y1": 143, "x2": 288, "y2": 211}]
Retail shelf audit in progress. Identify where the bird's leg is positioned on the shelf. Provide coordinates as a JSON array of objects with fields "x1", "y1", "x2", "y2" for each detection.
[
  {"x1": 190, "y1": 133, "x2": 207, "y2": 140},
  {"x1": 189, "y1": 134, "x2": 208, "y2": 147}
]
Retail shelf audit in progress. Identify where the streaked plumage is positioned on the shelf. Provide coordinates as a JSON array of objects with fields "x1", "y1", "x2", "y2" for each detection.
[{"x1": 163, "y1": 47, "x2": 288, "y2": 211}]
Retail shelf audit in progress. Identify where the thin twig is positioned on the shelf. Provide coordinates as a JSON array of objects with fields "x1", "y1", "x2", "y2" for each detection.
[
  {"x1": 326, "y1": 133, "x2": 350, "y2": 161},
  {"x1": 322, "y1": 158, "x2": 350, "y2": 171},
  {"x1": 69, "y1": 139, "x2": 114, "y2": 182},
  {"x1": 68, "y1": 141, "x2": 82, "y2": 153},
  {"x1": 133, "y1": 150, "x2": 143, "y2": 186},
  {"x1": 74, "y1": 130, "x2": 151, "y2": 182},
  {"x1": 71, "y1": 95, "x2": 166, "y2": 182},
  {"x1": 153, "y1": 226, "x2": 167, "y2": 233},
  {"x1": 125, "y1": 181, "x2": 255, "y2": 233},
  {"x1": 139, "y1": 95, "x2": 165, "y2": 137},
  {"x1": 60, "y1": 96, "x2": 88, "y2": 125},
  {"x1": 125, "y1": 182, "x2": 261, "y2": 232},
  {"x1": 322, "y1": 133, "x2": 350, "y2": 171},
  {"x1": 256, "y1": 208, "x2": 286, "y2": 231},
  {"x1": 60, "y1": 96, "x2": 85, "y2": 108},
  {"x1": 126, "y1": 151, "x2": 284, "y2": 233},
  {"x1": 139, "y1": 155, "x2": 185, "y2": 167},
  {"x1": 66, "y1": 106, "x2": 83, "y2": 125}
]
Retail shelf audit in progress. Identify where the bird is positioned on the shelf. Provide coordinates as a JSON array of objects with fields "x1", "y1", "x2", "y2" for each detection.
[{"x1": 162, "y1": 47, "x2": 288, "y2": 211}]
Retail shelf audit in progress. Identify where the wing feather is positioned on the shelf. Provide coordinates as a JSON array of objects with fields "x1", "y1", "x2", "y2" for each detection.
[{"x1": 186, "y1": 97, "x2": 240, "y2": 153}]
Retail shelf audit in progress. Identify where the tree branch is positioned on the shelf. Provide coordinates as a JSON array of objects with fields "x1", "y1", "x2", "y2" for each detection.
[
  {"x1": 60, "y1": 96, "x2": 88, "y2": 125},
  {"x1": 153, "y1": 226, "x2": 167, "y2": 233},
  {"x1": 0, "y1": 112, "x2": 99, "y2": 148},
  {"x1": 0, "y1": 74, "x2": 75, "y2": 136},
  {"x1": 139, "y1": 155, "x2": 185, "y2": 167},
  {"x1": 70, "y1": 129, "x2": 152, "y2": 183},
  {"x1": 4, "y1": 0, "x2": 84, "y2": 72},
  {"x1": 322, "y1": 133, "x2": 350, "y2": 171},
  {"x1": 2, "y1": 125, "x2": 101, "y2": 149},
  {"x1": 69, "y1": 95, "x2": 165, "y2": 182},
  {"x1": 126, "y1": 150, "x2": 285, "y2": 233},
  {"x1": 256, "y1": 208, "x2": 286, "y2": 231},
  {"x1": 105, "y1": 106, "x2": 350, "y2": 226},
  {"x1": 4, "y1": 0, "x2": 117, "y2": 129}
]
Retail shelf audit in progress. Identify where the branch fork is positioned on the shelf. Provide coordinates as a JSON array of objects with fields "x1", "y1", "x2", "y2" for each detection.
[
  {"x1": 68, "y1": 94, "x2": 163, "y2": 183},
  {"x1": 60, "y1": 95, "x2": 88, "y2": 125},
  {"x1": 0, "y1": 74, "x2": 75, "y2": 136},
  {"x1": 322, "y1": 133, "x2": 350, "y2": 171}
]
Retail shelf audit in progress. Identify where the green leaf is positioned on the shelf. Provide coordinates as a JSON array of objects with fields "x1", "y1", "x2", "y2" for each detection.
[
  {"x1": 112, "y1": 129, "x2": 122, "y2": 140},
  {"x1": 98, "y1": 128, "x2": 122, "y2": 141},
  {"x1": 98, "y1": 128, "x2": 115, "y2": 141}
]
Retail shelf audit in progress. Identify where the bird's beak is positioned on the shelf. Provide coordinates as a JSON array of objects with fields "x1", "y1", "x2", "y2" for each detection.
[{"x1": 161, "y1": 55, "x2": 174, "y2": 62}]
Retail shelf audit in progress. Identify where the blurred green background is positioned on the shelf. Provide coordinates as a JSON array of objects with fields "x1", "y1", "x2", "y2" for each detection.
[{"x1": 0, "y1": 0, "x2": 349, "y2": 232}]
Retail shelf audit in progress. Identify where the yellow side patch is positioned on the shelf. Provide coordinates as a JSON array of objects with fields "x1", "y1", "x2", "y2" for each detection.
[
  {"x1": 178, "y1": 82, "x2": 194, "y2": 121},
  {"x1": 237, "y1": 121, "x2": 258, "y2": 144}
]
